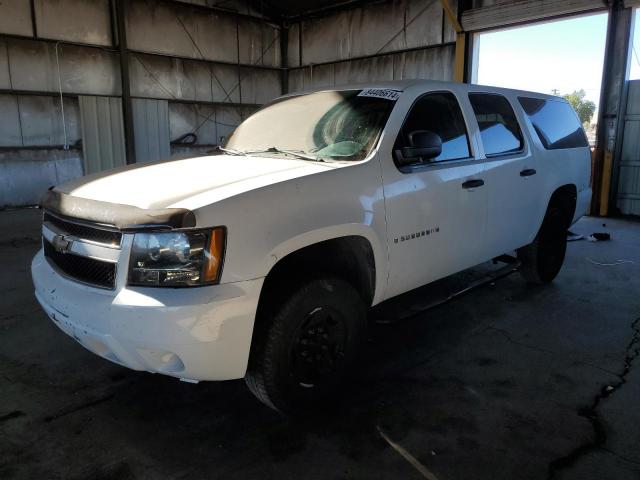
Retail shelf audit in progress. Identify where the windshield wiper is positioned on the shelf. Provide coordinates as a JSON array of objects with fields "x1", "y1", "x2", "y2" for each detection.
[
  {"x1": 218, "y1": 145, "x2": 323, "y2": 162},
  {"x1": 256, "y1": 147, "x2": 323, "y2": 162},
  {"x1": 217, "y1": 146, "x2": 245, "y2": 156}
]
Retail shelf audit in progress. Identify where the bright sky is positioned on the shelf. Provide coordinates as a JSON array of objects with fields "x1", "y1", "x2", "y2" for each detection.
[
  {"x1": 474, "y1": 13, "x2": 609, "y2": 109},
  {"x1": 630, "y1": 10, "x2": 640, "y2": 79}
]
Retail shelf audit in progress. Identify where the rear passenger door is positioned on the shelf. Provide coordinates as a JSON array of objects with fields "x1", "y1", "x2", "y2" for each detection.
[{"x1": 467, "y1": 93, "x2": 540, "y2": 257}]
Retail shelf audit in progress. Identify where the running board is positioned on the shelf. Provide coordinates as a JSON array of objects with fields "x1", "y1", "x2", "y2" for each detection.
[
  {"x1": 493, "y1": 253, "x2": 519, "y2": 265},
  {"x1": 374, "y1": 260, "x2": 521, "y2": 324},
  {"x1": 414, "y1": 261, "x2": 520, "y2": 314}
]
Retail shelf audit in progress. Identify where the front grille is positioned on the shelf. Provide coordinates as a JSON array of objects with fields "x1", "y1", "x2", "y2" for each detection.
[
  {"x1": 44, "y1": 240, "x2": 117, "y2": 289},
  {"x1": 44, "y1": 212, "x2": 122, "y2": 247}
]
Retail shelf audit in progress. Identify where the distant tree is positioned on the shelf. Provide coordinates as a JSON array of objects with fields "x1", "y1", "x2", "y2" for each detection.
[{"x1": 562, "y1": 89, "x2": 596, "y2": 127}]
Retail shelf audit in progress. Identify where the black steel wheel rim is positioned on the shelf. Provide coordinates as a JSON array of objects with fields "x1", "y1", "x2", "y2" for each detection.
[{"x1": 290, "y1": 306, "x2": 348, "y2": 388}]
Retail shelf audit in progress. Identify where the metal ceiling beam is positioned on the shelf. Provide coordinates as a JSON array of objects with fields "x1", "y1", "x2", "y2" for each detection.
[{"x1": 276, "y1": 0, "x2": 387, "y2": 22}]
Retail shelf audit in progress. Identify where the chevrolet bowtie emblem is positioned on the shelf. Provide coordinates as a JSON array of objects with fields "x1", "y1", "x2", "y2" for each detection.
[{"x1": 51, "y1": 234, "x2": 73, "y2": 254}]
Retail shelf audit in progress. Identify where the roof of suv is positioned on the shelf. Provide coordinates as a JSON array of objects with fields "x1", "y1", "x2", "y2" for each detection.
[{"x1": 283, "y1": 79, "x2": 559, "y2": 102}]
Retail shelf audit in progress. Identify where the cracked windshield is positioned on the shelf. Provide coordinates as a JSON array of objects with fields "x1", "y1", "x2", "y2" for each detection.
[{"x1": 223, "y1": 89, "x2": 396, "y2": 161}]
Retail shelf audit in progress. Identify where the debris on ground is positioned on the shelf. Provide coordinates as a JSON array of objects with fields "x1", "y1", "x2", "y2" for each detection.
[
  {"x1": 586, "y1": 258, "x2": 634, "y2": 266},
  {"x1": 586, "y1": 232, "x2": 611, "y2": 242},
  {"x1": 567, "y1": 231, "x2": 584, "y2": 241}
]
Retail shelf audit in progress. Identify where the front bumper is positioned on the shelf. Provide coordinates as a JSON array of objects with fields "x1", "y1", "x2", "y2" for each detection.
[{"x1": 32, "y1": 250, "x2": 263, "y2": 381}]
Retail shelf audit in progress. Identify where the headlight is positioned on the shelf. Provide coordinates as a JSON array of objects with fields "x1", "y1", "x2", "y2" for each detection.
[{"x1": 128, "y1": 228, "x2": 226, "y2": 287}]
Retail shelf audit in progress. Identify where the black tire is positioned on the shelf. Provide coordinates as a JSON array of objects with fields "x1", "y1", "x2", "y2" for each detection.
[
  {"x1": 245, "y1": 276, "x2": 366, "y2": 413},
  {"x1": 517, "y1": 206, "x2": 568, "y2": 284}
]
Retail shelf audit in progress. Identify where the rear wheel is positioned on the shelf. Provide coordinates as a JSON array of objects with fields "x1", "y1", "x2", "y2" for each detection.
[
  {"x1": 245, "y1": 276, "x2": 366, "y2": 413},
  {"x1": 517, "y1": 206, "x2": 568, "y2": 284}
]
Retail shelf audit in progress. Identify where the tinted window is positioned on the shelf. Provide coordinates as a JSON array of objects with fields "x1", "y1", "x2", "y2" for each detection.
[
  {"x1": 518, "y1": 97, "x2": 589, "y2": 149},
  {"x1": 469, "y1": 93, "x2": 524, "y2": 156},
  {"x1": 394, "y1": 92, "x2": 470, "y2": 165}
]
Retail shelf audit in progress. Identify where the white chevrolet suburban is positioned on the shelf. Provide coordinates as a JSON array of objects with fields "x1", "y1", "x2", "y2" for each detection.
[{"x1": 32, "y1": 80, "x2": 591, "y2": 412}]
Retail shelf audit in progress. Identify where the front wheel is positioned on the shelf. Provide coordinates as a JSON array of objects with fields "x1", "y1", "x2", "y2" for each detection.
[
  {"x1": 517, "y1": 206, "x2": 568, "y2": 284},
  {"x1": 245, "y1": 277, "x2": 367, "y2": 413}
]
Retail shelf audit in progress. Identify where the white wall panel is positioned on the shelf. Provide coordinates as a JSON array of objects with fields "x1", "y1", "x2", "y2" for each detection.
[
  {"x1": 238, "y1": 19, "x2": 281, "y2": 67},
  {"x1": 132, "y1": 98, "x2": 171, "y2": 163},
  {"x1": 239, "y1": 67, "x2": 281, "y2": 104},
  {"x1": 80, "y1": 96, "x2": 126, "y2": 172},
  {"x1": 0, "y1": 94, "x2": 80, "y2": 147},
  {"x1": 19, "y1": 95, "x2": 80, "y2": 146},
  {"x1": 296, "y1": 63, "x2": 336, "y2": 91},
  {"x1": 34, "y1": 0, "x2": 112, "y2": 46},
  {"x1": 0, "y1": 0, "x2": 33, "y2": 37},
  {"x1": 396, "y1": 0, "x2": 444, "y2": 51},
  {"x1": 287, "y1": 22, "x2": 301, "y2": 68},
  {"x1": 168, "y1": 102, "x2": 256, "y2": 146},
  {"x1": 334, "y1": 56, "x2": 395, "y2": 85},
  {"x1": 287, "y1": 68, "x2": 305, "y2": 93},
  {"x1": 127, "y1": 0, "x2": 239, "y2": 64},
  {"x1": 287, "y1": 44, "x2": 455, "y2": 93},
  {"x1": 299, "y1": 0, "x2": 445, "y2": 65},
  {"x1": 216, "y1": 105, "x2": 244, "y2": 143},
  {"x1": 0, "y1": 95, "x2": 22, "y2": 146},
  {"x1": 0, "y1": 150, "x2": 83, "y2": 206},
  {"x1": 129, "y1": 53, "x2": 242, "y2": 103},
  {"x1": 393, "y1": 45, "x2": 455, "y2": 80},
  {"x1": 2, "y1": 38, "x2": 120, "y2": 96},
  {"x1": 0, "y1": 42, "x2": 12, "y2": 90}
]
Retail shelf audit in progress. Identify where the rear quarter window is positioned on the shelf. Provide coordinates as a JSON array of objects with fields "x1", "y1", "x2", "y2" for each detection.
[{"x1": 518, "y1": 97, "x2": 589, "y2": 150}]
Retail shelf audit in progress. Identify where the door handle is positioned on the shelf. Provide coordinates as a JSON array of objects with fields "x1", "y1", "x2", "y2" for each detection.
[
  {"x1": 462, "y1": 179, "x2": 485, "y2": 189},
  {"x1": 520, "y1": 168, "x2": 537, "y2": 177}
]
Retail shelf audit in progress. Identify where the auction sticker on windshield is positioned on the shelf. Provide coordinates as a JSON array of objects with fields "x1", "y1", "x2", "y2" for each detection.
[{"x1": 357, "y1": 88, "x2": 401, "y2": 101}]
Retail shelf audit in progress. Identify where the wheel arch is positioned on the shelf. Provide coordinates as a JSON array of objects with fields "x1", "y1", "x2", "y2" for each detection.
[
  {"x1": 547, "y1": 184, "x2": 578, "y2": 229},
  {"x1": 248, "y1": 232, "x2": 381, "y2": 362},
  {"x1": 260, "y1": 233, "x2": 378, "y2": 308}
]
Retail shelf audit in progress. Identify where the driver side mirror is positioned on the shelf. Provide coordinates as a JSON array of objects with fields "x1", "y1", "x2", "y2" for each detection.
[{"x1": 395, "y1": 130, "x2": 442, "y2": 166}]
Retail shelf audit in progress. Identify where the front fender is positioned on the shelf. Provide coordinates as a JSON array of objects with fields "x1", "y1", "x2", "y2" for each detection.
[{"x1": 265, "y1": 224, "x2": 388, "y2": 305}]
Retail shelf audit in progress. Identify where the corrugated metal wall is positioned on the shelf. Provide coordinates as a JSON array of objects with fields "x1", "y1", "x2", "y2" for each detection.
[
  {"x1": 79, "y1": 96, "x2": 126, "y2": 174},
  {"x1": 288, "y1": 0, "x2": 457, "y2": 91},
  {"x1": 616, "y1": 80, "x2": 640, "y2": 215},
  {"x1": 0, "y1": 0, "x2": 283, "y2": 206},
  {"x1": 132, "y1": 98, "x2": 171, "y2": 163}
]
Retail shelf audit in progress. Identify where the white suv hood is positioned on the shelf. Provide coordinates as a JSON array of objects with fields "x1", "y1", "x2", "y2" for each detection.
[{"x1": 57, "y1": 154, "x2": 337, "y2": 210}]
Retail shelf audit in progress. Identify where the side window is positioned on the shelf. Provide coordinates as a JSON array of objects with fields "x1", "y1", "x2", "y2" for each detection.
[
  {"x1": 393, "y1": 92, "x2": 470, "y2": 165},
  {"x1": 518, "y1": 97, "x2": 589, "y2": 150},
  {"x1": 469, "y1": 93, "x2": 524, "y2": 157}
]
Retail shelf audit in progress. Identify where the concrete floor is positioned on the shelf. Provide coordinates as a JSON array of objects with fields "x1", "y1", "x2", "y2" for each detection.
[{"x1": 1, "y1": 209, "x2": 639, "y2": 480}]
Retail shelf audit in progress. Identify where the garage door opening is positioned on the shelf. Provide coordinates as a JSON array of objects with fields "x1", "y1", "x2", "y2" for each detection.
[{"x1": 471, "y1": 13, "x2": 609, "y2": 146}]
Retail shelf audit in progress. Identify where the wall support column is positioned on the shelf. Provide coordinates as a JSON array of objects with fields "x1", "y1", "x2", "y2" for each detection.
[
  {"x1": 441, "y1": 0, "x2": 469, "y2": 82},
  {"x1": 280, "y1": 24, "x2": 289, "y2": 94},
  {"x1": 593, "y1": 1, "x2": 632, "y2": 216},
  {"x1": 114, "y1": 0, "x2": 136, "y2": 164}
]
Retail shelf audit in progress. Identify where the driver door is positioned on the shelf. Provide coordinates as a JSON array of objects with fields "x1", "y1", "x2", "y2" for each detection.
[{"x1": 379, "y1": 91, "x2": 489, "y2": 299}]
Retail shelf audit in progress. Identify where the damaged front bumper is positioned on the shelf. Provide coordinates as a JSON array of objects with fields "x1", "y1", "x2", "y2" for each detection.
[{"x1": 32, "y1": 249, "x2": 263, "y2": 381}]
